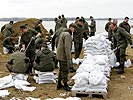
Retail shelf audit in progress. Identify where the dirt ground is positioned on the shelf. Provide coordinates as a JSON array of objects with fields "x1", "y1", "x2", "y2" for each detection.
[{"x1": 1, "y1": 40, "x2": 133, "y2": 100}]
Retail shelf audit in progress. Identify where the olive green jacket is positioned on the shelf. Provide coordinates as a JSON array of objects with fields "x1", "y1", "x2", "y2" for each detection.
[
  {"x1": 113, "y1": 27, "x2": 132, "y2": 48},
  {"x1": 73, "y1": 24, "x2": 83, "y2": 43},
  {"x1": 20, "y1": 29, "x2": 38, "y2": 49},
  {"x1": 56, "y1": 32, "x2": 72, "y2": 61},
  {"x1": 3, "y1": 37, "x2": 14, "y2": 49},
  {"x1": 89, "y1": 19, "x2": 96, "y2": 33},
  {"x1": 34, "y1": 48, "x2": 55, "y2": 72},
  {"x1": 7, "y1": 51, "x2": 29, "y2": 73},
  {"x1": 119, "y1": 21, "x2": 131, "y2": 33}
]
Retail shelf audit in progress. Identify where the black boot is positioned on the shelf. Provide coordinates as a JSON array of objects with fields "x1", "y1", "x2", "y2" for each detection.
[
  {"x1": 117, "y1": 64, "x2": 125, "y2": 74},
  {"x1": 57, "y1": 81, "x2": 63, "y2": 90},
  {"x1": 69, "y1": 67, "x2": 76, "y2": 73},
  {"x1": 63, "y1": 82, "x2": 71, "y2": 91}
]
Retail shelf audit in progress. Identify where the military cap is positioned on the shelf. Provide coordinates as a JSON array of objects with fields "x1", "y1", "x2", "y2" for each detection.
[
  {"x1": 20, "y1": 25, "x2": 27, "y2": 29},
  {"x1": 69, "y1": 23, "x2": 78, "y2": 29}
]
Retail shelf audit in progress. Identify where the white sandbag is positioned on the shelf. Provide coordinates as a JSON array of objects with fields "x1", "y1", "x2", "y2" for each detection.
[
  {"x1": 125, "y1": 59, "x2": 131, "y2": 68},
  {"x1": 0, "y1": 74, "x2": 14, "y2": 89},
  {"x1": 109, "y1": 52, "x2": 117, "y2": 68},
  {"x1": 20, "y1": 86, "x2": 36, "y2": 92},
  {"x1": 66, "y1": 97, "x2": 81, "y2": 100},
  {"x1": 12, "y1": 73, "x2": 28, "y2": 81},
  {"x1": 0, "y1": 90, "x2": 10, "y2": 97},
  {"x1": 74, "y1": 78, "x2": 89, "y2": 88},
  {"x1": 71, "y1": 85, "x2": 88, "y2": 91},
  {"x1": 89, "y1": 70, "x2": 106, "y2": 85},
  {"x1": 25, "y1": 97, "x2": 40, "y2": 100},
  {"x1": 71, "y1": 72, "x2": 89, "y2": 80}
]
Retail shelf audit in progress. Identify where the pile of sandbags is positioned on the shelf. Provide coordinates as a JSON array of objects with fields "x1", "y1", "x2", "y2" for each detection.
[
  {"x1": 0, "y1": 73, "x2": 36, "y2": 92},
  {"x1": 33, "y1": 70, "x2": 56, "y2": 84},
  {"x1": 71, "y1": 32, "x2": 113, "y2": 94},
  {"x1": 84, "y1": 32, "x2": 112, "y2": 58}
]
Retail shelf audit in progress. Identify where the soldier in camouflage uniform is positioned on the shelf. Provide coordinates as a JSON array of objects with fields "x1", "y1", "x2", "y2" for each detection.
[
  {"x1": 119, "y1": 17, "x2": 131, "y2": 33},
  {"x1": 54, "y1": 17, "x2": 62, "y2": 32},
  {"x1": 1, "y1": 21, "x2": 14, "y2": 38},
  {"x1": 34, "y1": 44, "x2": 55, "y2": 72},
  {"x1": 6, "y1": 47, "x2": 30, "y2": 73},
  {"x1": 61, "y1": 14, "x2": 67, "y2": 28},
  {"x1": 81, "y1": 17, "x2": 89, "y2": 40},
  {"x1": 110, "y1": 23, "x2": 133, "y2": 74},
  {"x1": 20, "y1": 25, "x2": 41, "y2": 74},
  {"x1": 73, "y1": 18, "x2": 84, "y2": 59},
  {"x1": 89, "y1": 16, "x2": 96, "y2": 37},
  {"x1": 3, "y1": 36, "x2": 15, "y2": 54}
]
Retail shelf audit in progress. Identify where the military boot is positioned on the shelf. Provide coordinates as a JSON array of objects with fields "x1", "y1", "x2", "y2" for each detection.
[
  {"x1": 63, "y1": 82, "x2": 71, "y2": 91},
  {"x1": 69, "y1": 67, "x2": 76, "y2": 73},
  {"x1": 57, "y1": 80, "x2": 63, "y2": 90},
  {"x1": 117, "y1": 64, "x2": 125, "y2": 74}
]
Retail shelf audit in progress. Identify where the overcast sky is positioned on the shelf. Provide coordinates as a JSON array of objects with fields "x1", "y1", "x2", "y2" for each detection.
[{"x1": 0, "y1": 0, "x2": 132, "y2": 18}]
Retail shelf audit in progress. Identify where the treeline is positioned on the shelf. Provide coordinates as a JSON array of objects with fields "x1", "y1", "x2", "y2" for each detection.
[{"x1": 0, "y1": 17, "x2": 133, "y2": 22}]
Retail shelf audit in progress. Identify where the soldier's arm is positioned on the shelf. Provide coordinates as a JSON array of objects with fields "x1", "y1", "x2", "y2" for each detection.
[
  {"x1": 1, "y1": 25, "x2": 5, "y2": 32},
  {"x1": 120, "y1": 28, "x2": 132, "y2": 44},
  {"x1": 64, "y1": 33, "x2": 72, "y2": 60},
  {"x1": 89, "y1": 21, "x2": 95, "y2": 28}
]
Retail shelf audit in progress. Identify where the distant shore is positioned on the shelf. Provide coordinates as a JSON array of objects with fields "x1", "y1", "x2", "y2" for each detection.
[{"x1": 0, "y1": 17, "x2": 132, "y2": 22}]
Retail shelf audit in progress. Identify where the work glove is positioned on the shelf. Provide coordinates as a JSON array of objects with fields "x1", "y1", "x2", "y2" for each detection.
[
  {"x1": 31, "y1": 36, "x2": 37, "y2": 40},
  {"x1": 20, "y1": 48, "x2": 25, "y2": 52}
]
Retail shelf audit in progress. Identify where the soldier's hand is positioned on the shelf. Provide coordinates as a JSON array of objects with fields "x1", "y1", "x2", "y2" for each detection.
[
  {"x1": 20, "y1": 48, "x2": 25, "y2": 52},
  {"x1": 31, "y1": 36, "x2": 37, "y2": 40}
]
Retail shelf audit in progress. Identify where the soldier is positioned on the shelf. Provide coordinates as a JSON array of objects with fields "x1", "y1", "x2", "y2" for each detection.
[
  {"x1": 73, "y1": 18, "x2": 84, "y2": 59},
  {"x1": 20, "y1": 25, "x2": 41, "y2": 74},
  {"x1": 3, "y1": 36, "x2": 15, "y2": 54},
  {"x1": 6, "y1": 47, "x2": 30, "y2": 73},
  {"x1": 105, "y1": 18, "x2": 112, "y2": 32},
  {"x1": 1, "y1": 21, "x2": 14, "y2": 38},
  {"x1": 119, "y1": 17, "x2": 131, "y2": 33},
  {"x1": 54, "y1": 18, "x2": 62, "y2": 32},
  {"x1": 34, "y1": 19, "x2": 42, "y2": 33},
  {"x1": 81, "y1": 17, "x2": 89, "y2": 40},
  {"x1": 89, "y1": 16, "x2": 96, "y2": 37},
  {"x1": 75, "y1": 17, "x2": 80, "y2": 24},
  {"x1": 61, "y1": 14, "x2": 67, "y2": 28},
  {"x1": 110, "y1": 22, "x2": 133, "y2": 74},
  {"x1": 56, "y1": 24, "x2": 77, "y2": 91},
  {"x1": 33, "y1": 43, "x2": 55, "y2": 72}
]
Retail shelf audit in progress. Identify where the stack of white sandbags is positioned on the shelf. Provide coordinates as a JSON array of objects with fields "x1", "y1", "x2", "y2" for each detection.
[
  {"x1": 84, "y1": 32, "x2": 112, "y2": 58},
  {"x1": 33, "y1": 70, "x2": 56, "y2": 84},
  {"x1": 71, "y1": 32, "x2": 113, "y2": 94},
  {"x1": 0, "y1": 73, "x2": 36, "y2": 92}
]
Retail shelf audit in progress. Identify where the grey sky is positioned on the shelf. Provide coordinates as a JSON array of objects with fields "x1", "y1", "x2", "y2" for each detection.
[{"x1": 0, "y1": 0, "x2": 132, "y2": 18}]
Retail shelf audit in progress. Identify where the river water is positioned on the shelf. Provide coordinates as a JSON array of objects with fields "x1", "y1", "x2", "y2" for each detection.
[{"x1": 0, "y1": 20, "x2": 133, "y2": 34}]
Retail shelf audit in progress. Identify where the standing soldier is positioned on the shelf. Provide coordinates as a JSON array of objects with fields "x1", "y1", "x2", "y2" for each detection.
[
  {"x1": 20, "y1": 25, "x2": 41, "y2": 74},
  {"x1": 1, "y1": 21, "x2": 14, "y2": 38},
  {"x1": 54, "y1": 18, "x2": 62, "y2": 32},
  {"x1": 89, "y1": 16, "x2": 96, "y2": 37},
  {"x1": 61, "y1": 14, "x2": 67, "y2": 28},
  {"x1": 56, "y1": 24, "x2": 77, "y2": 91},
  {"x1": 105, "y1": 18, "x2": 112, "y2": 41},
  {"x1": 73, "y1": 19, "x2": 84, "y2": 59},
  {"x1": 81, "y1": 17, "x2": 89, "y2": 40},
  {"x1": 110, "y1": 23, "x2": 133, "y2": 74},
  {"x1": 119, "y1": 17, "x2": 131, "y2": 33},
  {"x1": 105, "y1": 18, "x2": 112, "y2": 32}
]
